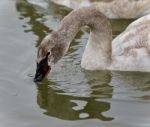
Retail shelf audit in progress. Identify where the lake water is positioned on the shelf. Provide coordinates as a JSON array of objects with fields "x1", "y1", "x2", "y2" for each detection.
[{"x1": 0, "y1": 0, "x2": 150, "y2": 127}]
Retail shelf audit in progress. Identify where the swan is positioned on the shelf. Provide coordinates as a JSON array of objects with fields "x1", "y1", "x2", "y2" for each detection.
[
  {"x1": 50, "y1": 0, "x2": 150, "y2": 19},
  {"x1": 34, "y1": 7, "x2": 150, "y2": 82},
  {"x1": 50, "y1": 0, "x2": 92, "y2": 9}
]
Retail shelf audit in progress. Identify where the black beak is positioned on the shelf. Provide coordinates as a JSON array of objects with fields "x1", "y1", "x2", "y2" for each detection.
[
  {"x1": 34, "y1": 67, "x2": 45, "y2": 82},
  {"x1": 34, "y1": 56, "x2": 51, "y2": 82}
]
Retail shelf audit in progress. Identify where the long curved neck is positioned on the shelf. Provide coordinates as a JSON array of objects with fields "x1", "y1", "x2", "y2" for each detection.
[{"x1": 52, "y1": 7, "x2": 112, "y2": 69}]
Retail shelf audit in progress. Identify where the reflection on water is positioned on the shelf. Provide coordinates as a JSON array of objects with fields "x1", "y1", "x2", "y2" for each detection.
[
  {"x1": 36, "y1": 69, "x2": 150, "y2": 121},
  {"x1": 111, "y1": 71, "x2": 150, "y2": 101},
  {"x1": 37, "y1": 80, "x2": 114, "y2": 121},
  {"x1": 37, "y1": 62, "x2": 114, "y2": 121},
  {"x1": 13, "y1": 0, "x2": 150, "y2": 126},
  {"x1": 16, "y1": 0, "x2": 72, "y2": 45},
  {"x1": 16, "y1": 0, "x2": 52, "y2": 44}
]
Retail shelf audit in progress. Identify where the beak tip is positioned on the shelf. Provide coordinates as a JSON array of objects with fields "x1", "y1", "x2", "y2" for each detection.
[
  {"x1": 33, "y1": 75, "x2": 43, "y2": 83},
  {"x1": 33, "y1": 78, "x2": 38, "y2": 83}
]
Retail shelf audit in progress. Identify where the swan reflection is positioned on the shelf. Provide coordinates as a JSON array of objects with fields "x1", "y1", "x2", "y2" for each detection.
[{"x1": 37, "y1": 76, "x2": 114, "y2": 121}]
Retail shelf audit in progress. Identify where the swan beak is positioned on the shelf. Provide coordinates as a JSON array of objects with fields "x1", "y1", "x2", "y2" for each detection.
[{"x1": 34, "y1": 59, "x2": 51, "y2": 82}]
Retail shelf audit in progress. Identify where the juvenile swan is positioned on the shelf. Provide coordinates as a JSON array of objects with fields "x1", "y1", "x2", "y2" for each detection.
[
  {"x1": 50, "y1": 0, "x2": 150, "y2": 19},
  {"x1": 34, "y1": 7, "x2": 150, "y2": 82}
]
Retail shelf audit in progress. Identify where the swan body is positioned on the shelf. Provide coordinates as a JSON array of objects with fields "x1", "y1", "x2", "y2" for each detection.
[
  {"x1": 111, "y1": 16, "x2": 150, "y2": 71},
  {"x1": 50, "y1": 0, "x2": 150, "y2": 19},
  {"x1": 50, "y1": 0, "x2": 92, "y2": 9},
  {"x1": 80, "y1": 9, "x2": 150, "y2": 71},
  {"x1": 35, "y1": 7, "x2": 150, "y2": 81}
]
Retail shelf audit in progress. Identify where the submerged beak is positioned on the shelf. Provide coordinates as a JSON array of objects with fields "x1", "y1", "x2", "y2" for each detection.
[{"x1": 34, "y1": 57, "x2": 51, "y2": 82}]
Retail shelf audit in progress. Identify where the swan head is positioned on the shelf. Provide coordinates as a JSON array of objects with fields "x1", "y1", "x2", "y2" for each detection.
[
  {"x1": 34, "y1": 51, "x2": 52, "y2": 82},
  {"x1": 34, "y1": 34, "x2": 55, "y2": 82},
  {"x1": 34, "y1": 33, "x2": 66, "y2": 82}
]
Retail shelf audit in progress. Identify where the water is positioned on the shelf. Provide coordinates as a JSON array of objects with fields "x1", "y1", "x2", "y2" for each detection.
[{"x1": 0, "y1": 0, "x2": 150, "y2": 127}]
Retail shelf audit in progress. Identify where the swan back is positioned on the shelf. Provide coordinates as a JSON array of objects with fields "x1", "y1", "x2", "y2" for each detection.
[
  {"x1": 51, "y1": 0, "x2": 150, "y2": 19},
  {"x1": 94, "y1": 0, "x2": 150, "y2": 19},
  {"x1": 112, "y1": 14, "x2": 150, "y2": 71},
  {"x1": 50, "y1": 0, "x2": 91, "y2": 9}
]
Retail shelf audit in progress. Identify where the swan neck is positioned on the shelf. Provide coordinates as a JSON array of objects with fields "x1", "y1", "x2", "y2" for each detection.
[
  {"x1": 58, "y1": 8, "x2": 111, "y2": 45},
  {"x1": 53, "y1": 7, "x2": 112, "y2": 68}
]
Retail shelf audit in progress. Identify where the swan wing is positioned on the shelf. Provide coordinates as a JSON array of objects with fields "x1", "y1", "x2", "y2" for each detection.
[{"x1": 112, "y1": 14, "x2": 150, "y2": 71}]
